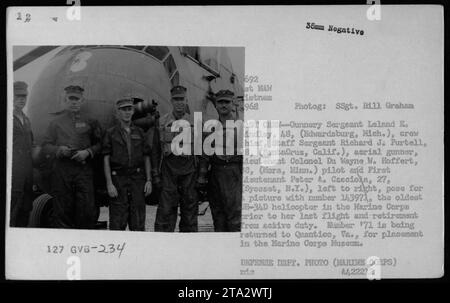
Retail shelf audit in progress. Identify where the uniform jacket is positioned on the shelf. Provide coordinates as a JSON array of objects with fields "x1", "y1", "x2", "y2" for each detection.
[
  {"x1": 205, "y1": 117, "x2": 243, "y2": 164},
  {"x1": 12, "y1": 113, "x2": 33, "y2": 192},
  {"x1": 152, "y1": 111, "x2": 198, "y2": 176},
  {"x1": 158, "y1": 111, "x2": 196, "y2": 156},
  {"x1": 102, "y1": 123, "x2": 150, "y2": 171},
  {"x1": 42, "y1": 111, "x2": 102, "y2": 159}
]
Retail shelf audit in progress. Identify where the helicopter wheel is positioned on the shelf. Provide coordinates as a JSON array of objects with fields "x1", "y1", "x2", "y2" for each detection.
[{"x1": 28, "y1": 194, "x2": 54, "y2": 228}]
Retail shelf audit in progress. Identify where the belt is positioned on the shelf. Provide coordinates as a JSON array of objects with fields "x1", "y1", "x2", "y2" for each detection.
[
  {"x1": 112, "y1": 167, "x2": 144, "y2": 176},
  {"x1": 164, "y1": 153, "x2": 192, "y2": 159},
  {"x1": 56, "y1": 157, "x2": 89, "y2": 166},
  {"x1": 211, "y1": 155, "x2": 243, "y2": 165}
]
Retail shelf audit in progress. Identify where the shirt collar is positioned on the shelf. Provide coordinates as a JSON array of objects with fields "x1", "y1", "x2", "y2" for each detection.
[
  {"x1": 119, "y1": 122, "x2": 136, "y2": 132},
  {"x1": 66, "y1": 110, "x2": 81, "y2": 121}
]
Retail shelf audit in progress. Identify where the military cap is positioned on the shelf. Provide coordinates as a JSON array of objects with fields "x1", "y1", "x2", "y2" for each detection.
[
  {"x1": 116, "y1": 96, "x2": 134, "y2": 109},
  {"x1": 215, "y1": 89, "x2": 234, "y2": 102},
  {"x1": 170, "y1": 85, "x2": 187, "y2": 98},
  {"x1": 14, "y1": 81, "x2": 28, "y2": 95},
  {"x1": 64, "y1": 78, "x2": 85, "y2": 94}
]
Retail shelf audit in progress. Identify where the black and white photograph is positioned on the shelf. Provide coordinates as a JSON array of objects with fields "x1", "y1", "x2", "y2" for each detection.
[
  {"x1": 11, "y1": 45, "x2": 244, "y2": 232},
  {"x1": 5, "y1": 5, "x2": 444, "y2": 281}
]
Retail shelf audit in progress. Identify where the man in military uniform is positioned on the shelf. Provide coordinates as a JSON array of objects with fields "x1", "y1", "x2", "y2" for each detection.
[
  {"x1": 42, "y1": 80, "x2": 102, "y2": 229},
  {"x1": 103, "y1": 97, "x2": 152, "y2": 231},
  {"x1": 154, "y1": 85, "x2": 207, "y2": 232},
  {"x1": 207, "y1": 90, "x2": 243, "y2": 232},
  {"x1": 10, "y1": 81, "x2": 34, "y2": 227}
]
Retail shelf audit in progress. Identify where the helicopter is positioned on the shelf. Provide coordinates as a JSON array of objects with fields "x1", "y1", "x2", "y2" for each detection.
[{"x1": 12, "y1": 45, "x2": 244, "y2": 228}]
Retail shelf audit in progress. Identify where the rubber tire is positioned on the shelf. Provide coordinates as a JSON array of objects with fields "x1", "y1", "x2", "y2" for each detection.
[{"x1": 28, "y1": 193, "x2": 53, "y2": 228}]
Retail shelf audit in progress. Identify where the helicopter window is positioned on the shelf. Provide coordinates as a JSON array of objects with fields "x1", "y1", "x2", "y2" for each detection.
[
  {"x1": 203, "y1": 58, "x2": 218, "y2": 71},
  {"x1": 200, "y1": 47, "x2": 222, "y2": 74},
  {"x1": 124, "y1": 45, "x2": 146, "y2": 51},
  {"x1": 170, "y1": 71, "x2": 180, "y2": 87},
  {"x1": 182, "y1": 47, "x2": 200, "y2": 61},
  {"x1": 144, "y1": 46, "x2": 170, "y2": 61},
  {"x1": 163, "y1": 54, "x2": 177, "y2": 77},
  {"x1": 182, "y1": 47, "x2": 220, "y2": 77}
]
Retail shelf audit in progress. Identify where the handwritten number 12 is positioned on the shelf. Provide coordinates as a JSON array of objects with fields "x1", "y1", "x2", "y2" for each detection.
[{"x1": 17, "y1": 12, "x2": 31, "y2": 22}]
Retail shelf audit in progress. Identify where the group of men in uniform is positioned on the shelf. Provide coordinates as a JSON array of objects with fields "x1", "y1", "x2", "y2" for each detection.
[{"x1": 10, "y1": 79, "x2": 243, "y2": 232}]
